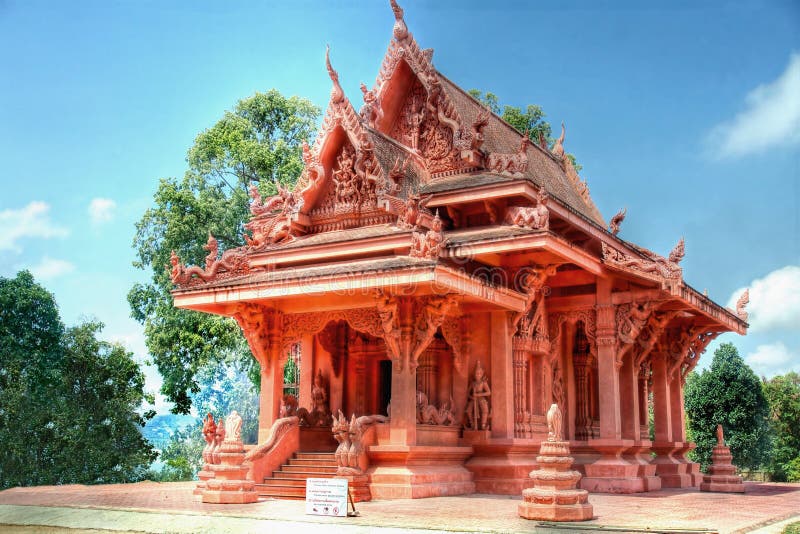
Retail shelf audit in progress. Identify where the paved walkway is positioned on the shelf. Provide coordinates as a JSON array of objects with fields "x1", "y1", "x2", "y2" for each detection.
[{"x1": 0, "y1": 481, "x2": 798, "y2": 533}]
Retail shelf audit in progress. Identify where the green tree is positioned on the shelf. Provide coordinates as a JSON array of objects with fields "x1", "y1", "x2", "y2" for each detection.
[
  {"x1": 148, "y1": 362, "x2": 261, "y2": 481},
  {"x1": 684, "y1": 343, "x2": 772, "y2": 471},
  {"x1": 763, "y1": 372, "x2": 800, "y2": 481},
  {"x1": 468, "y1": 89, "x2": 581, "y2": 171},
  {"x1": 0, "y1": 271, "x2": 157, "y2": 489},
  {"x1": 129, "y1": 90, "x2": 320, "y2": 414}
]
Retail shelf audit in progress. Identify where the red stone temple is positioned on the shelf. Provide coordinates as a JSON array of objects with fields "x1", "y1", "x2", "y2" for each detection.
[{"x1": 170, "y1": 1, "x2": 748, "y2": 500}]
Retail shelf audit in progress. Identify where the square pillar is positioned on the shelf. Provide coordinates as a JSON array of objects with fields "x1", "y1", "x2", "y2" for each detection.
[
  {"x1": 651, "y1": 353, "x2": 672, "y2": 443},
  {"x1": 388, "y1": 297, "x2": 417, "y2": 446},
  {"x1": 619, "y1": 352, "x2": 640, "y2": 441},
  {"x1": 595, "y1": 282, "x2": 621, "y2": 441},
  {"x1": 258, "y1": 356, "x2": 284, "y2": 443},
  {"x1": 490, "y1": 311, "x2": 514, "y2": 438},
  {"x1": 298, "y1": 335, "x2": 314, "y2": 410}
]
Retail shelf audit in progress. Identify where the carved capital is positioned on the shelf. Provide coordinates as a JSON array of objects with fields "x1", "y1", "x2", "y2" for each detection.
[
  {"x1": 233, "y1": 303, "x2": 283, "y2": 367},
  {"x1": 410, "y1": 295, "x2": 459, "y2": 369}
]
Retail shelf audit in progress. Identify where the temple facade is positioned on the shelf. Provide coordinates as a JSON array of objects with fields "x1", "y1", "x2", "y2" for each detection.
[{"x1": 171, "y1": 1, "x2": 748, "y2": 499}]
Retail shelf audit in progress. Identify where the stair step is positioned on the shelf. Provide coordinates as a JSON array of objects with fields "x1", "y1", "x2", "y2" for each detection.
[
  {"x1": 261, "y1": 478, "x2": 307, "y2": 487},
  {"x1": 257, "y1": 451, "x2": 339, "y2": 500},
  {"x1": 295, "y1": 453, "x2": 336, "y2": 461},
  {"x1": 281, "y1": 464, "x2": 337, "y2": 473},
  {"x1": 255, "y1": 484, "x2": 307, "y2": 498},
  {"x1": 273, "y1": 471, "x2": 336, "y2": 480},
  {"x1": 288, "y1": 458, "x2": 338, "y2": 467}
]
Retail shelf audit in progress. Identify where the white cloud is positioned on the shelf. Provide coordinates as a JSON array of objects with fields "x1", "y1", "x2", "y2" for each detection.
[
  {"x1": 707, "y1": 52, "x2": 800, "y2": 158},
  {"x1": 728, "y1": 265, "x2": 800, "y2": 333},
  {"x1": 745, "y1": 342, "x2": 799, "y2": 378},
  {"x1": 0, "y1": 201, "x2": 69, "y2": 252},
  {"x1": 29, "y1": 256, "x2": 75, "y2": 280},
  {"x1": 88, "y1": 197, "x2": 117, "y2": 225}
]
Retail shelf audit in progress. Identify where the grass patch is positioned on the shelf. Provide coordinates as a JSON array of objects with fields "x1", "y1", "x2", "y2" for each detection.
[{"x1": 783, "y1": 521, "x2": 800, "y2": 534}]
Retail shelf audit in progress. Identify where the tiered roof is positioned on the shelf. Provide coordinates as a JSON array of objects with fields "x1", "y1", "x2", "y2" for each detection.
[{"x1": 170, "y1": 0, "x2": 747, "y2": 337}]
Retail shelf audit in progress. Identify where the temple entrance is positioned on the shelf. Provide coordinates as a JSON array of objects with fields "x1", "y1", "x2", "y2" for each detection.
[{"x1": 378, "y1": 359, "x2": 392, "y2": 417}]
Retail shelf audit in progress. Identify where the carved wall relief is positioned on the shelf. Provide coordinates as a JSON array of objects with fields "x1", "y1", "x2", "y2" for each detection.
[{"x1": 504, "y1": 189, "x2": 549, "y2": 231}]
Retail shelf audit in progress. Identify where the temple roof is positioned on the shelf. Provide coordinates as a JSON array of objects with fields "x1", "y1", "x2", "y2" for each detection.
[
  {"x1": 168, "y1": 1, "x2": 748, "y2": 339},
  {"x1": 434, "y1": 73, "x2": 605, "y2": 225}
]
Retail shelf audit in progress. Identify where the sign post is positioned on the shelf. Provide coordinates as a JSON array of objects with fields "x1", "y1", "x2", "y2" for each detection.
[{"x1": 305, "y1": 478, "x2": 348, "y2": 517}]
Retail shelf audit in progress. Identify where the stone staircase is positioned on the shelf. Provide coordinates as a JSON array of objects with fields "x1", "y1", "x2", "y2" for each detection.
[{"x1": 254, "y1": 452, "x2": 337, "y2": 500}]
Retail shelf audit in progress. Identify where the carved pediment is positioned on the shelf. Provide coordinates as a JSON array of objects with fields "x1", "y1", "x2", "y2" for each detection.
[{"x1": 365, "y1": 2, "x2": 480, "y2": 178}]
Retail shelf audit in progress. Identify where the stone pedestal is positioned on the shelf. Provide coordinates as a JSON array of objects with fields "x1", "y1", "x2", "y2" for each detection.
[
  {"x1": 579, "y1": 439, "x2": 646, "y2": 494},
  {"x1": 623, "y1": 440, "x2": 661, "y2": 492},
  {"x1": 518, "y1": 439, "x2": 593, "y2": 522},
  {"x1": 193, "y1": 464, "x2": 215, "y2": 496},
  {"x1": 700, "y1": 426, "x2": 744, "y2": 493},
  {"x1": 202, "y1": 439, "x2": 259, "y2": 504},
  {"x1": 651, "y1": 441, "x2": 692, "y2": 488}
]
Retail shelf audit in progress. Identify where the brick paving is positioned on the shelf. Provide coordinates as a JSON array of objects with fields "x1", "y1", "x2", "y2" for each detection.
[{"x1": 0, "y1": 481, "x2": 798, "y2": 533}]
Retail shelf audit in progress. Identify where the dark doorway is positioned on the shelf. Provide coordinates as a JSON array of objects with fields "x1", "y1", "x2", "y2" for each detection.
[{"x1": 379, "y1": 359, "x2": 392, "y2": 416}]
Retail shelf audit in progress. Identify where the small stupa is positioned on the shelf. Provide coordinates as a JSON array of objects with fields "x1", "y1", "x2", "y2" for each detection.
[
  {"x1": 518, "y1": 403, "x2": 593, "y2": 521},
  {"x1": 202, "y1": 411, "x2": 259, "y2": 504},
  {"x1": 700, "y1": 424, "x2": 745, "y2": 493}
]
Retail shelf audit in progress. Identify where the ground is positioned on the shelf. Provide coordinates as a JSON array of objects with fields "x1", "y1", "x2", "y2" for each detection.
[{"x1": 0, "y1": 481, "x2": 798, "y2": 533}]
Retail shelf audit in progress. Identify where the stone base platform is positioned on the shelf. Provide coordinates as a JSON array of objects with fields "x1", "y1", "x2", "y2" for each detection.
[
  {"x1": 367, "y1": 445, "x2": 475, "y2": 499},
  {"x1": 334, "y1": 474, "x2": 371, "y2": 502},
  {"x1": 463, "y1": 438, "x2": 540, "y2": 495}
]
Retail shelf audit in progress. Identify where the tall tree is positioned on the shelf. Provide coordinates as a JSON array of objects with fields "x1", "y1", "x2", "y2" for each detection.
[
  {"x1": 684, "y1": 343, "x2": 772, "y2": 471},
  {"x1": 468, "y1": 89, "x2": 581, "y2": 171},
  {"x1": 0, "y1": 271, "x2": 157, "y2": 489},
  {"x1": 763, "y1": 372, "x2": 800, "y2": 481},
  {"x1": 129, "y1": 91, "x2": 320, "y2": 413}
]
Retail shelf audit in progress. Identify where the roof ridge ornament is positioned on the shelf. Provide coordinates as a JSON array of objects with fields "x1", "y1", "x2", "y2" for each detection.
[
  {"x1": 390, "y1": 0, "x2": 409, "y2": 43},
  {"x1": 735, "y1": 289, "x2": 749, "y2": 321},
  {"x1": 609, "y1": 207, "x2": 626, "y2": 235},
  {"x1": 551, "y1": 122, "x2": 566, "y2": 159},
  {"x1": 668, "y1": 237, "x2": 685, "y2": 265},
  {"x1": 326, "y1": 45, "x2": 344, "y2": 104}
]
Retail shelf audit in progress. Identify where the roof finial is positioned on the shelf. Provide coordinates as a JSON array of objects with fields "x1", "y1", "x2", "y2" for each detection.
[
  {"x1": 736, "y1": 289, "x2": 749, "y2": 321},
  {"x1": 390, "y1": 0, "x2": 409, "y2": 42},
  {"x1": 551, "y1": 122, "x2": 566, "y2": 158},
  {"x1": 669, "y1": 237, "x2": 685, "y2": 264},
  {"x1": 609, "y1": 207, "x2": 626, "y2": 235},
  {"x1": 325, "y1": 44, "x2": 344, "y2": 104}
]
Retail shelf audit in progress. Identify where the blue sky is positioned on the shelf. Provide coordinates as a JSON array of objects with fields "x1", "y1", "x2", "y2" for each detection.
[{"x1": 1, "y1": 0, "x2": 798, "y2": 413}]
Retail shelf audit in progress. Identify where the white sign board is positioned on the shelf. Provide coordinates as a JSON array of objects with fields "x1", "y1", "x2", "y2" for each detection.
[{"x1": 305, "y1": 477, "x2": 348, "y2": 517}]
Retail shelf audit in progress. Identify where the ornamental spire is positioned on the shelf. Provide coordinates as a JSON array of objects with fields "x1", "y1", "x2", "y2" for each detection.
[
  {"x1": 390, "y1": 0, "x2": 409, "y2": 42},
  {"x1": 551, "y1": 122, "x2": 566, "y2": 158},
  {"x1": 325, "y1": 45, "x2": 344, "y2": 104}
]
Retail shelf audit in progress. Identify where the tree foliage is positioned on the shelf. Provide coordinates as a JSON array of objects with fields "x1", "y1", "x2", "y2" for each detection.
[
  {"x1": 763, "y1": 372, "x2": 800, "y2": 481},
  {"x1": 468, "y1": 89, "x2": 581, "y2": 171},
  {"x1": 148, "y1": 363, "x2": 260, "y2": 481},
  {"x1": 0, "y1": 271, "x2": 157, "y2": 489},
  {"x1": 129, "y1": 91, "x2": 320, "y2": 413},
  {"x1": 684, "y1": 343, "x2": 772, "y2": 471}
]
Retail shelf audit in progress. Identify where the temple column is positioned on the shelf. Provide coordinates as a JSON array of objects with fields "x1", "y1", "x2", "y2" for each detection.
[
  {"x1": 512, "y1": 338, "x2": 529, "y2": 438},
  {"x1": 619, "y1": 353, "x2": 639, "y2": 441},
  {"x1": 491, "y1": 311, "x2": 514, "y2": 438},
  {"x1": 638, "y1": 363, "x2": 650, "y2": 436},
  {"x1": 651, "y1": 351, "x2": 672, "y2": 443},
  {"x1": 298, "y1": 335, "x2": 314, "y2": 409},
  {"x1": 388, "y1": 297, "x2": 417, "y2": 446},
  {"x1": 573, "y1": 334, "x2": 591, "y2": 441},
  {"x1": 651, "y1": 350, "x2": 690, "y2": 487},
  {"x1": 258, "y1": 322, "x2": 285, "y2": 443},
  {"x1": 580, "y1": 299, "x2": 642, "y2": 493}
]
